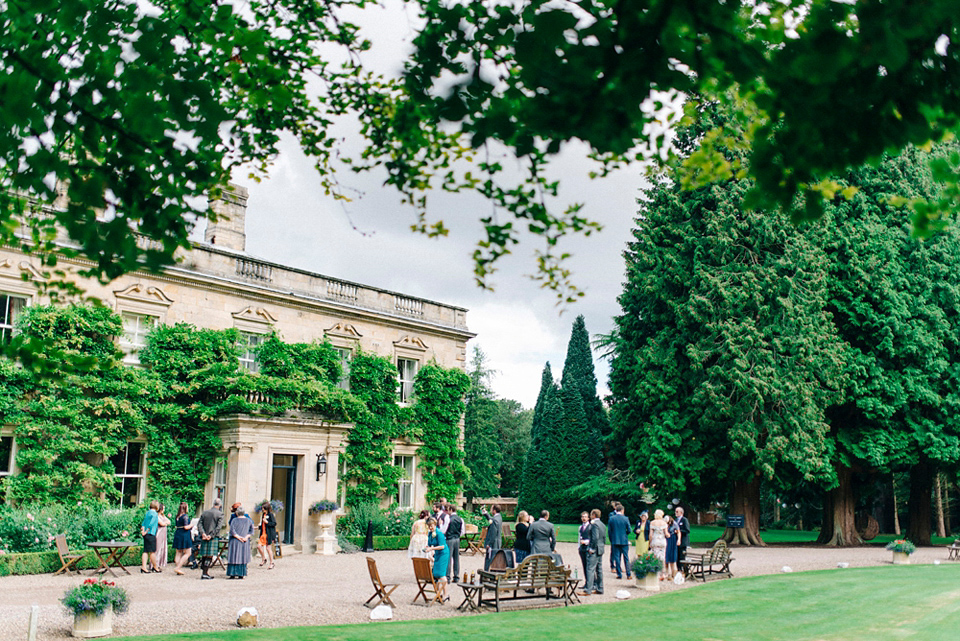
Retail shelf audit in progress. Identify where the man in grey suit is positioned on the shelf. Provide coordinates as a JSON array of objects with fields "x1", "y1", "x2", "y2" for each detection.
[
  {"x1": 481, "y1": 504, "x2": 503, "y2": 570},
  {"x1": 527, "y1": 510, "x2": 556, "y2": 555},
  {"x1": 579, "y1": 508, "x2": 606, "y2": 595}
]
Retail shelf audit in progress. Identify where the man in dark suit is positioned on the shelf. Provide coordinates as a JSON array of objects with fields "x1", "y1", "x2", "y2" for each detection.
[
  {"x1": 482, "y1": 504, "x2": 502, "y2": 570},
  {"x1": 445, "y1": 504, "x2": 463, "y2": 583},
  {"x1": 675, "y1": 506, "x2": 691, "y2": 562},
  {"x1": 527, "y1": 510, "x2": 557, "y2": 555},
  {"x1": 608, "y1": 503, "x2": 633, "y2": 579},
  {"x1": 579, "y1": 508, "x2": 606, "y2": 595}
]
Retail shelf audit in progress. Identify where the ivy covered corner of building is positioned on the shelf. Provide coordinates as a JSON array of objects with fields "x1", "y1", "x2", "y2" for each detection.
[{"x1": 0, "y1": 303, "x2": 470, "y2": 555}]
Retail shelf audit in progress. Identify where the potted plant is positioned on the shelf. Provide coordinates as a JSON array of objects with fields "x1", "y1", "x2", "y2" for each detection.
[
  {"x1": 308, "y1": 500, "x2": 340, "y2": 515},
  {"x1": 886, "y1": 539, "x2": 917, "y2": 564},
  {"x1": 254, "y1": 499, "x2": 284, "y2": 514},
  {"x1": 308, "y1": 500, "x2": 340, "y2": 556},
  {"x1": 62, "y1": 579, "x2": 129, "y2": 638},
  {"x1": 632, "y1": 552, "x2": 664, "y2": 591}
]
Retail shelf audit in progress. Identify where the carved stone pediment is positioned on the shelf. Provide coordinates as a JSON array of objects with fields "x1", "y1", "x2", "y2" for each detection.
[
  {"x1": 393, "y1": 335, "x2": 428, "y2": 352},
  {"x1": 324, "y1": 322, "x2": 363, "y2": 339},
  {"x1": 114, "y1": 283, "x2": 174, "y2": 307},
  {"x1": 232, "y1": 306, "x2": 277, "y2": 325}
]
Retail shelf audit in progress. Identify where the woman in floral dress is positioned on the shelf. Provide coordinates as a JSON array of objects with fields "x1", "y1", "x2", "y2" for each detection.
[{"x1": 648, "y1": 509, "x2": 668, "y2": 579}]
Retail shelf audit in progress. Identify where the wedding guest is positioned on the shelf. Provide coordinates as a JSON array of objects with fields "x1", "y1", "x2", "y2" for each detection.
[
  {"x1": 408, "y1": 510, "x2": 430, "y2": 558},
  {"x1": 665, "y1": 514, "x2": 679, "y2": 580},
  {"x1": 634, "y1": 510, "x2": 650, "y2": 557},
  {"x1": 172, "y1": 502, "x2": 195, "y2": 575},
  {"x1": 513, "y1": 510, "x2": 532, "y2": 564},
  {"x1": 257, "y1": 502, "x2": 278, "y2": 570},
  {"x1": 140, "y1": 500, "x2": 160, "y2": 574},
  {"x1": 226, "y1": 506, "x2": 253, "y2": 579},
  {"x1": 424, "y1": 517, "x2": 449, "y2": 603},
  {"x1": 649, "y1": 509, "x2": 668, "y2": 580},
  {"x1": 155, "y1": 503, "x2": 171, "y2": 570}
]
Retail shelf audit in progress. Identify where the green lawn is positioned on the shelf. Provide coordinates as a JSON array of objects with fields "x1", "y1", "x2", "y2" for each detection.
[
  {"x1": 555, "y1": 523, "x2": 955, "y2": 546},
  {"x1": 115, "y1": 564, "x2": 960, "y2": 641}
]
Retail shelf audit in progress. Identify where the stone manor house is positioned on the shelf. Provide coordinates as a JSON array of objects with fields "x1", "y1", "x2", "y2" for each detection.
[{"x1": 0, "y1": 185, "x2": 474, "y2": 551}]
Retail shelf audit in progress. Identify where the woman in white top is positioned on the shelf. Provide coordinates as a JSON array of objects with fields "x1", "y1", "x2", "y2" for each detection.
[{"x1": 648, "y1": 509, "x2": 668, "y2": 579}]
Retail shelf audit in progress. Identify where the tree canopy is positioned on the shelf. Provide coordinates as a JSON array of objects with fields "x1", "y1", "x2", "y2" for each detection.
[{"x1": 9, "y1": 1, "x2": 960, "y2": 304}]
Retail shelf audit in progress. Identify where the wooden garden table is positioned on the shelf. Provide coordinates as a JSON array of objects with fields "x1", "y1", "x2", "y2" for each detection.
[{"x1": 87, "y1": 541, "x2": 136, "y2": 577}]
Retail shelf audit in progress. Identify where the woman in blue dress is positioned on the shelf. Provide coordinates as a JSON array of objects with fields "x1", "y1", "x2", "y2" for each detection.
[
  {"x1": 172, "y1": 502, "x2": 195, "y2": 575},
  {"x1": 664, "y1": 514, "x2": 679, "y2": 580},
  {"x1": 226, "y1": 506, "x2": 253, "y2": 579},
  {"x1": 424, "y1": 517, "x2": 449, "y2": 603}
]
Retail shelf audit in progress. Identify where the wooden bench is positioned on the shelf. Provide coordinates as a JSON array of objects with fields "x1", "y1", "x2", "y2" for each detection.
[
  {"x1": 679, "y1": 540, "x2": 734, "y2": 582},
  {"x1": 947, "y1": 540, "x2": 960, "y2": 560},
  {"x1": 477, "y1": 554, "x2": 570, "y2": 611}
]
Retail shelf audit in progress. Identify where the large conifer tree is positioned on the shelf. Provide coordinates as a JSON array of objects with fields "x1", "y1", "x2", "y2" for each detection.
[
  {"x1": 561, "y1": 315, "x2": 608, "y2": 469},
  {"x1": 519, "y1": 363, "x2": 557, "y2": 512}
]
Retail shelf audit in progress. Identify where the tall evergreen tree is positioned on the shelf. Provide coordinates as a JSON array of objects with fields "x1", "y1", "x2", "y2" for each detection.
[
  {"x1": 520, "y1": 363, "x2": 557, "y2": 512},
  {"x1": 561, "y1": 315, "x2": 609, "y2": 469},
  {"x1": 463, "y1": 347, "x2": 502, "y2": 498},
  {"x1": 495, "y1": 399, "x2": 533, "y2": 497},
  {"x1": 608, "y1": 127, "x2": 844, "y2": 544}
]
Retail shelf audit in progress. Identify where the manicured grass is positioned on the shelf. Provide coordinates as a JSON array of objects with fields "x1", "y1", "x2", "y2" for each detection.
[
  {"x1": 114, "y1": 564, "x2": 960, "y2": 641},
  {"x1": 557, "y1": 523, "x2": 956, "y2": 546}
]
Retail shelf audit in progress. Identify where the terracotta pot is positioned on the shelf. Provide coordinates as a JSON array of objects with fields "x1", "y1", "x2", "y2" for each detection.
[{"x1": 72, "y1": 608, "x2": 113, "y2": 638}]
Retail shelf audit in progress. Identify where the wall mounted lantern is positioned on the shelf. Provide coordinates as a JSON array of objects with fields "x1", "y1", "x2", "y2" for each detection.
[{"x1": 316, "y1": 453, "x2": 327, "y2": 481}]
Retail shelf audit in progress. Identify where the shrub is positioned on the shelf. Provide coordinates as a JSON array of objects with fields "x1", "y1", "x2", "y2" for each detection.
[{"x1": 337, "y1": 502, "x2": 389, "y2": 536}]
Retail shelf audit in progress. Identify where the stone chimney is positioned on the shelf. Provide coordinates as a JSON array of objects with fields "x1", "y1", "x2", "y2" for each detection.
[{"x1": 205, "y1": 183, "x2": 248, "y2": 252}]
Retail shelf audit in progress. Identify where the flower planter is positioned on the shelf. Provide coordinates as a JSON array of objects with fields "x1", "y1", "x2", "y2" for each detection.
[
  {"x1": 892, "y1": 551, "x2": 911, "y2": 565},
  {"x1": 313, "y1": 511, "x2": 338, "y2": 556},
  {"x1": 636, "y1": 571, "x2": 660, "y2": 592},
  {"x1": 72, "y1": 608, "x2": 113, "y2": 638}
]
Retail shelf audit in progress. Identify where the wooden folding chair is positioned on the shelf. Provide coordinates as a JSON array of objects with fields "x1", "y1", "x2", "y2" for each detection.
[
  {"x1": 502, "y1": 523, "x2": 513, "y2": 539},
  {"x1": 54, "y1": 534, "x2": 83, "y2": 576},
  {"x1": 365, "y1": 557, "x2": 399, "y2": 608},
  {"x1": 412, "y1": 557, "x2": 443, "y2": 606}
]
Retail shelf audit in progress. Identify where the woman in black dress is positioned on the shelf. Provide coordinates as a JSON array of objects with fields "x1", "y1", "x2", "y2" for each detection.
[
  {"x1": 172, "y1": 502, "x2": 194, "y2": 575},
  {"x1": 513, "y1": 510, "x2": 531, "y2": 563},
  {"x1": 257, "y1": 503, "x2": 278, "y2": 569}
]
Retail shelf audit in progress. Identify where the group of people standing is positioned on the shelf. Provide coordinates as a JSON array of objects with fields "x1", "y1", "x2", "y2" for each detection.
[
  {"x1": 139, "y1": 497, "x2": 280, "y2": 580},
  {"x1": 408, "y1": 499, "x2": 465, "y2": 603},
  {"x1": 635, "y1": 506, "x2": 690, "y2": 580}
]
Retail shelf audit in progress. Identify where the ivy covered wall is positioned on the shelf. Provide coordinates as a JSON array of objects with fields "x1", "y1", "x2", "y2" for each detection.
[{"x1": 0, "y1": 305, "x2": 468, "y2": 509}]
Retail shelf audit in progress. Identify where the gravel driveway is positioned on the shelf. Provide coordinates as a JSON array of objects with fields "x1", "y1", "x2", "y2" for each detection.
[{"x1": 0, "y1": 542, "x2": 952, "y2": 640}]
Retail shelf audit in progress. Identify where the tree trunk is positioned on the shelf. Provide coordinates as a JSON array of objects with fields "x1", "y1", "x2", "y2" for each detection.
[
  {"x1": 907, "y1": 459, "x2": 934, "y2": 545},
  {"x1": 935, "y1": 473, "x2": 947, "y2": 538},
  {"x1": 773, "y1": 499, "x2": 780, "y2": 524},
  {"x1": 892, "y1": 476, "x2": 901, "y2": 535},
  {"x1": 722, "y1": 474, "x2": 765, "y2": 546},
  {"x1": 816, "y1": 464, "x2": 862, "y2": 546}
]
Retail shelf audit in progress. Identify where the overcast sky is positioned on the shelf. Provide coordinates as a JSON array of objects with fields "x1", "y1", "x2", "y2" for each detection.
[{"x1": 226, "y1": 1, "x2": 653, "y2": 408}]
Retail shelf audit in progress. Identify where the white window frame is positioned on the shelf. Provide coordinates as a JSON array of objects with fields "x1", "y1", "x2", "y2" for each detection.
[
  {"x1": 334, "y1": 347, "x2": 352, "y2": 390},
  {"x1": 0, "y1": 293, "x2": 27, "y2": 344},
  {"x1": 238, "y1": 331, "x2": 266, "y2": 372},
  {"x1": 0, "y1": 434, "x2": 16, "y2": 477},
  {"x1": 213, "y1": 459, "x2": 227, "y2": 502},
  {"x1": 394, "y1": 454, "x2": 415, "y2": 510},
  {"x1": 111, "y1": 442, "x2": 146, "y2": 507},
  {"x1": 397, "y1": 358, "x2": 418, "y2": 403},
  {"x1": 119, "y1": 311, "x2": 157, "y2": 366}
]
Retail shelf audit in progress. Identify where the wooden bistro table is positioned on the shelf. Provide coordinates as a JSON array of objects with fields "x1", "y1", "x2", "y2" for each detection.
[
  {"x1": 87, "y1": 541, "x2": 137, "y2": 577},
  {"x1": 456, "y1": 581, "x2": 483, "y2": 612}
]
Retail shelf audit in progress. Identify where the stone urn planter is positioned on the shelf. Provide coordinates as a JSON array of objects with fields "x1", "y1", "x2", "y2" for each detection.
[
  {"x1": 636, "y1": 572, "x2": 660, "y2": 592},
  {"x1": 72, "y1": 608, "x2": 114, "y2": 639},
  {"x1": 309, "y1": 501, "x2": 340, "y2": 555}
]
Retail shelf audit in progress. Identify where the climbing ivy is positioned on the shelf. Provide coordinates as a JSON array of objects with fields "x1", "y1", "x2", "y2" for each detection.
[
  {"x1": 1, "y1": 308, "x2": 468, "y2": 509},
  {"x1": 410, "y1": 363, "x2": 470, "y2": 503}
]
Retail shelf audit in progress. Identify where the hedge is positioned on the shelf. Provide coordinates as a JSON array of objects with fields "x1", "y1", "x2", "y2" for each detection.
[
  {"x1": 0, "y1": 544, "x2": 176, "y2": 577},
  {"x1": 343, "y1": 535, "x2": 411, "y2": 550}
]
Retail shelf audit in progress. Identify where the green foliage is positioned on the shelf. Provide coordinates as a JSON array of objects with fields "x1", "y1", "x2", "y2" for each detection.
[
  {"x1": 632, "y1": 552, "x2": 663, "y2": 576},
  {"x1": 463, "y1": 347, "x2": 502, "y2": 498},
  {"x1": 336, "y1": 503, "x2": 415, "y2": 537},
  {"x1": 560, "y1": 316, "x2": 605, "y2": 473},
  {"x1": 885, "y1": 539, "x2": 917, "y2": 555},
  {"x1": 342, "y1": 351, "x2": 402, "y2": 505},
  {"x1": 410, "y1": 363, "x2": 470, "y2": 503},
  {"x1": 256, "y1": 334, "x2": 341, "y2": 384},
  {"x1": 62, "y1": 579, "x2": 129, "y2": 616},
  {"x1": 341, "y1": 535, "x2": 411, "y2": 551},
  {"x1": 520, "y1": 363, "x2": 558, "y2": 513}
]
